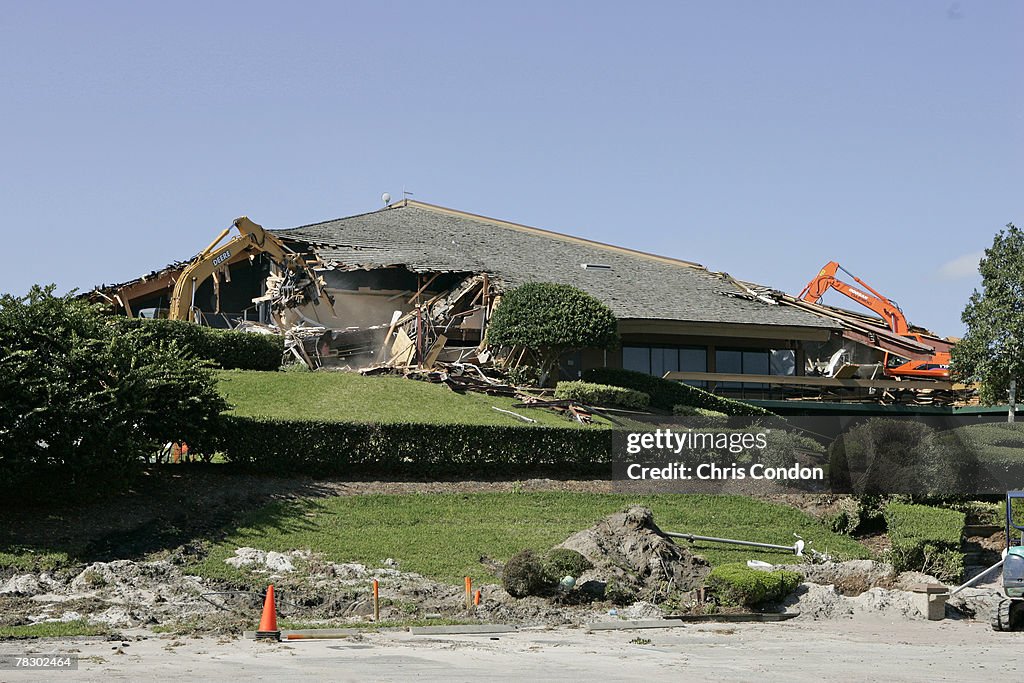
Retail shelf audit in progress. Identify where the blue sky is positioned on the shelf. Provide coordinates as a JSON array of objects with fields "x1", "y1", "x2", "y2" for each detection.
[{"x1": 1, "y1": 1, "x2": 1019, "y2": 335}]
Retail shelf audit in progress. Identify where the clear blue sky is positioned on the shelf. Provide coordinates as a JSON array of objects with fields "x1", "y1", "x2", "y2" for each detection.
[{"x1": 2, "y1": 1, "x2": 1019, "y2": 335}]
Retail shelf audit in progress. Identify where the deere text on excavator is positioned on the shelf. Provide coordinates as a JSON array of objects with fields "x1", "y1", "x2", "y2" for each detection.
[{"x1": 167, "y1": 216, "x2": 329, "y2": 324}]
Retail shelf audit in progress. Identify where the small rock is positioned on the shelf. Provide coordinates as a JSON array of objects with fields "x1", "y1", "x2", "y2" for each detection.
[
  {"x1": 0, "y1": 574, "x2": 42, "y2": 596},
  {"x1": 225, "y1": 548, "x2": 266, "y2": 569},
  {"x1": 265, "y1": 552, "x2": 295, "y2": 573}
]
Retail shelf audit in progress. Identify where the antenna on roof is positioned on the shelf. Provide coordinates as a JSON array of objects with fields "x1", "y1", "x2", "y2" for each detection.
[
  {"x1": 403, "y1": 184, "x2": 414, "y2": 200},
  {"x1": 381, "y1": 192, "x2": 392, "y2": 207}
]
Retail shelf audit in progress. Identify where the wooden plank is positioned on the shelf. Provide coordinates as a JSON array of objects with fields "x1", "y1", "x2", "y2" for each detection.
[
  {"x1": 832, "y1": 364, "x2": 859, "y2": 379},
  {"x1": 388, "y1": 328, "x2": 415, "y2": 366},
  {"x1": 407, "y1": 272, "x2": 442, "y2": 304},
  {"x1": 661, "y1": 371, "x2": 954, "y2": 391},
  {"x1": 378, "y1": 310, "x2": 403, "y2": 358},
  {"x1": 422, "y1": 334, "x2": 448, "y2": 369}
]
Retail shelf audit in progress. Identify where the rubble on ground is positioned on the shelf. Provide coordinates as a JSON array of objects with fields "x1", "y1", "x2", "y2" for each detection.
[
  {"x1": 556, "y1": 506, "x2": 711, "y2": 603},
  {"x1": 0, "y1": 510, "x2": 1006, "y2": 633}
]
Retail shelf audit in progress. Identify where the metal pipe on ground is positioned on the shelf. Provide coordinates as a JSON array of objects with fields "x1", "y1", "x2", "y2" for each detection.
[
  {"x1": 665, "y1": 532, "x2": 805, "y2": 556},
  {"x1": 950, "y1": 558, "x2": 1004, "y2": 595}
]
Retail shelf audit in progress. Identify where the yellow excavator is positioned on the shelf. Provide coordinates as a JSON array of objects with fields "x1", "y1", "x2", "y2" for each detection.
[{"x1": 168, "y1": 216, "x2": 326, "y2": 323}]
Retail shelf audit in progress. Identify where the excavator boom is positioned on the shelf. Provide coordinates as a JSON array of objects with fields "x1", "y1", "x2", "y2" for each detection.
[
  {"x1": 168, "y1": 217, "x2": 321, "y2": 323},
  {"x1": 798, "y1": 261, "x2": 950, "y2": 380}
]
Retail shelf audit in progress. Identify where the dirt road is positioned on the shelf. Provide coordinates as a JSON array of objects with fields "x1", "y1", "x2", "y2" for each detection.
[{"x1": 1, "y1": 618, "x2": 1018, "y2": 682}]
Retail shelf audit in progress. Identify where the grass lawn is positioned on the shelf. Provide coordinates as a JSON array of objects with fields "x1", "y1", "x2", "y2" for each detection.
[
  {"x1": 192, "y1": 492, "x2": 871, "y2": 586},
  {"x1": 218, "y1": 370, "x2": 604, "y2": 428},
  {"x1": 0, "y1": 620, "x2": 109, "y2": 638}
]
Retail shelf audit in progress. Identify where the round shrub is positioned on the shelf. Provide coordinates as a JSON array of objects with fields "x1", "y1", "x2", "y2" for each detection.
[
  {"x1": 502, "y1": 549, "x2": 558, "y2": 598},
  {"x1": 488, "y1": 283, "x2": 619, "y2": 385}
]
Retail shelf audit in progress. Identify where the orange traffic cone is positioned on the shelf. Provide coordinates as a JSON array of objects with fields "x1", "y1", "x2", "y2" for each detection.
[{"x1": 255, "y1": 585, "x2": 280, "y2": 641}]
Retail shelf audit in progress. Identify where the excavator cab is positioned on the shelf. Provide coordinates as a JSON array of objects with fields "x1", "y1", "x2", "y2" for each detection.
[
  {"x1": 993, "y1": 491, "x2": 1024, "y2": 631},
  {"x1": 884, "y1": 352, "x2": 951, "y2": 380}
]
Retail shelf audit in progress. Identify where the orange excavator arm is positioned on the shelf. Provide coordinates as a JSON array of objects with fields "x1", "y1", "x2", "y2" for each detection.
[
  {"x1": 798, "y1": 261, "x2": 951, "y2": 379},
  {"x1": 799, "y1": 261, "x2": 911, "y2": 336}
]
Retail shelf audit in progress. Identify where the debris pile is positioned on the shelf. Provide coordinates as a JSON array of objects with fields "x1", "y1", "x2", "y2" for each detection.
[
  {"x1": 554, "y1": 506, "x2": 711, "y2": 603},
  {"x1": 0, "y1": 561, "x2": 213, "y2": 628}
]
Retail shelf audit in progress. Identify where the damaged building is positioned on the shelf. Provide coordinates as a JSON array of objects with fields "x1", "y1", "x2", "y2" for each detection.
[{"x1": 92, "y1": 199, "x2": 969, "y2": 410}]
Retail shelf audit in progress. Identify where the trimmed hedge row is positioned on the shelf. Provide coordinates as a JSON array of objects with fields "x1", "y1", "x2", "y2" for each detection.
[
  {"x1": 582, "y1": 368, "x2": 771, "y2": 416},
  {"x1": 554, "y1": 381, "x2": 650, "y2": 410},
  {"x1": 216, "y1": 415, "x2": 613, "y2": 477},
  {"x1": 884, "y1": 503, "x2": 965, "y2": 582},
  {"x1": 706, "y1": 563, "x2": 802, "y2": 606},
  {"x1": 113, "y1": 318, "x2": 283, "y2": 371},
  {"x1": 672, "y1": 405, "x2": 728, "y2": 419}
]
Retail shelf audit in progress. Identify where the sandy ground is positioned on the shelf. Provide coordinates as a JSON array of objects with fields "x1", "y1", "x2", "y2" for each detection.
[{"x1": 1, "y1": 619, "x2": 1020, "y2": 683}]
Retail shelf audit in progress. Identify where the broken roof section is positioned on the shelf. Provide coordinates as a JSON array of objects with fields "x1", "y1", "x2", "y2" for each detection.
[{"x1": 273, "y1": 200, "x2": 838, "y2": 331}]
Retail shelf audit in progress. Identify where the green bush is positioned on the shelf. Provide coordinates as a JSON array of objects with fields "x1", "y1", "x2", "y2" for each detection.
[
  {"x1": 582, "y1": 368, "x2": 771, "y2": 416},
  {"x1": 216, "y1": 416, "x2": 613, "y2": 477},
  {"x1": 829, "y1": 419, "x2": 976, "y2": 497},
  {"x1": 487, "y1": 283, "x2": 619, "y2": 385},
  {"x1": 544, "y1": 548, "x2": 593, "y2": 577},
  {"x1": 706, "y1": 563, "x2": 802, "y2": 607},
  {"x1": 554, "y1": 381, "x2": 649, "y2": 410},
  {"x1": 503, "y1": 550, "x2": 558, "y2": 598},
  {"x1": 672, "y1": 405, "x2": 728, "y2": 419},
  {"x1": 0, "y1": 286, "x2": 227, "y2": 503},
  {"x1": 823, "y1": 496, "x2": 890, "y2": 535},
  {"x1": 113, "y1": 318, "x2": 283, "y2": 371},
  {"x1": 884, "y1": 503, "x2": 965, "y2": 582}
]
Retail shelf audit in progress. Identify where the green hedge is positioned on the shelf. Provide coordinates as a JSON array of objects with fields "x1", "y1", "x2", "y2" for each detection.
[
  {"x1": 884, "y1": 503, "x2": 965, "y2": 582},
  {"x1": 554, "y1": 381, "x2": 649, "y2": 410},
  {"x1": 582, "y1": 368, "x2": 771, "y2": 416},
  {"x1": 113, "y1": 318, "x2": 283, "y2": 371},
  {"x1": 216, "y1": 415, "x2": 613, "y2": 477},
  {"x1": 672, "y1": 405, "x2": 728, "y2": 419},
  {"x1": 706, "y1": 563, "x2": 802, "y2": 606}
]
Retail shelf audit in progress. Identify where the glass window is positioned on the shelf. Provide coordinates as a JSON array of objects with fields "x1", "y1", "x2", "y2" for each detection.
[
  {"x1": 716, "y1": 350, "x2": 743, "y2": 388},
  {"x1": 651, "y1": 347, "x2": 679, "y2": 379},
  {"x1": 742, "y1": 350, "x2": 769, "y2": 389},
  {"x1": 680, "y1": 348, "x2": 707, "y2": 373},
  {"x1": 622, "y1": 346, "x2": 650, "y2": 375},
  {"x1": 678, "y1": 347, "x2": 706, "y2": 387},
  {"x1": 742, "y1": 351, "x2": 769, "y2": 375}
]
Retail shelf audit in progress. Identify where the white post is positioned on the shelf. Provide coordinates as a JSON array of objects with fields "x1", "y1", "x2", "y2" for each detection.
[{"x1": 1010, "y1": 378, "x2": 1017, "y2": 424}]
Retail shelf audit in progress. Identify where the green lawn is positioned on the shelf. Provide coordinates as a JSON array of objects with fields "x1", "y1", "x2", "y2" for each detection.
[
  {"x1": 0, "y1": 620, "x2": 109, "y2": 638},
  {"x1": 218, "y1": 370, "x2": 603, "y2": 428},
  {"x1": 192, "y1": 492, "x2": 870, "y2": 586}
]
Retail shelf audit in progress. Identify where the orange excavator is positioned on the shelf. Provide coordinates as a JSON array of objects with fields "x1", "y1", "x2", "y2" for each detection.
[{"x1": 798, "y1": 261, "x2": 951, "y2": 380}]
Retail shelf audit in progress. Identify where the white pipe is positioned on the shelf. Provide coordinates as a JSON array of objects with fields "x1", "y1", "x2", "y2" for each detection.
[{"x1": 950, "y1": 558, "x2": 1004, "y2": 595}]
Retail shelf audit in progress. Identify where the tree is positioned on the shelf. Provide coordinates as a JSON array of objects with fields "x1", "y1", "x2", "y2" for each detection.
[
  {"x1": 951, "y1": 223, "x2": 1024, "y2": 422},
  {"x1": 0, "y1": 286, "x2": 228, "y2": 502},
  {"x1": 486, "y1": 282, "x2": 619, "y2": 386}
]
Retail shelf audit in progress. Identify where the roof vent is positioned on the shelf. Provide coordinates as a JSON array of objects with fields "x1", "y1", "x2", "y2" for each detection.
[{"x1": 581, "y1": 263, "x2": 612, "y2": 270}]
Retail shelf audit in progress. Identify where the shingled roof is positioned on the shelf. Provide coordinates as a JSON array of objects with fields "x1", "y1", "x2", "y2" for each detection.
[{"x1": 273, "y1": 200, "x2": 838, "y2": 329}]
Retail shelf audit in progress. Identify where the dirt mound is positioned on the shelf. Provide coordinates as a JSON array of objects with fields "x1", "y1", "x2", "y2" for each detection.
[
  {"x1": 0, "y1": 560, "x2": 214, "y2": 628},
  {"x1": 783, "y1": 583, "x2": 926, "y2": 621},
  {"x1": 557, "y1": 506, "x2": 710, "y2": 602},
  {"x1": 776, "y1": 560, "x2": 899, "y2": 596}
]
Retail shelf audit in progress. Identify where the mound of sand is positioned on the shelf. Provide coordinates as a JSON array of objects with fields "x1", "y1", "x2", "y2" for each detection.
[{"x1": 557, "y1": 506, "x2": 710, "y2": 601}]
